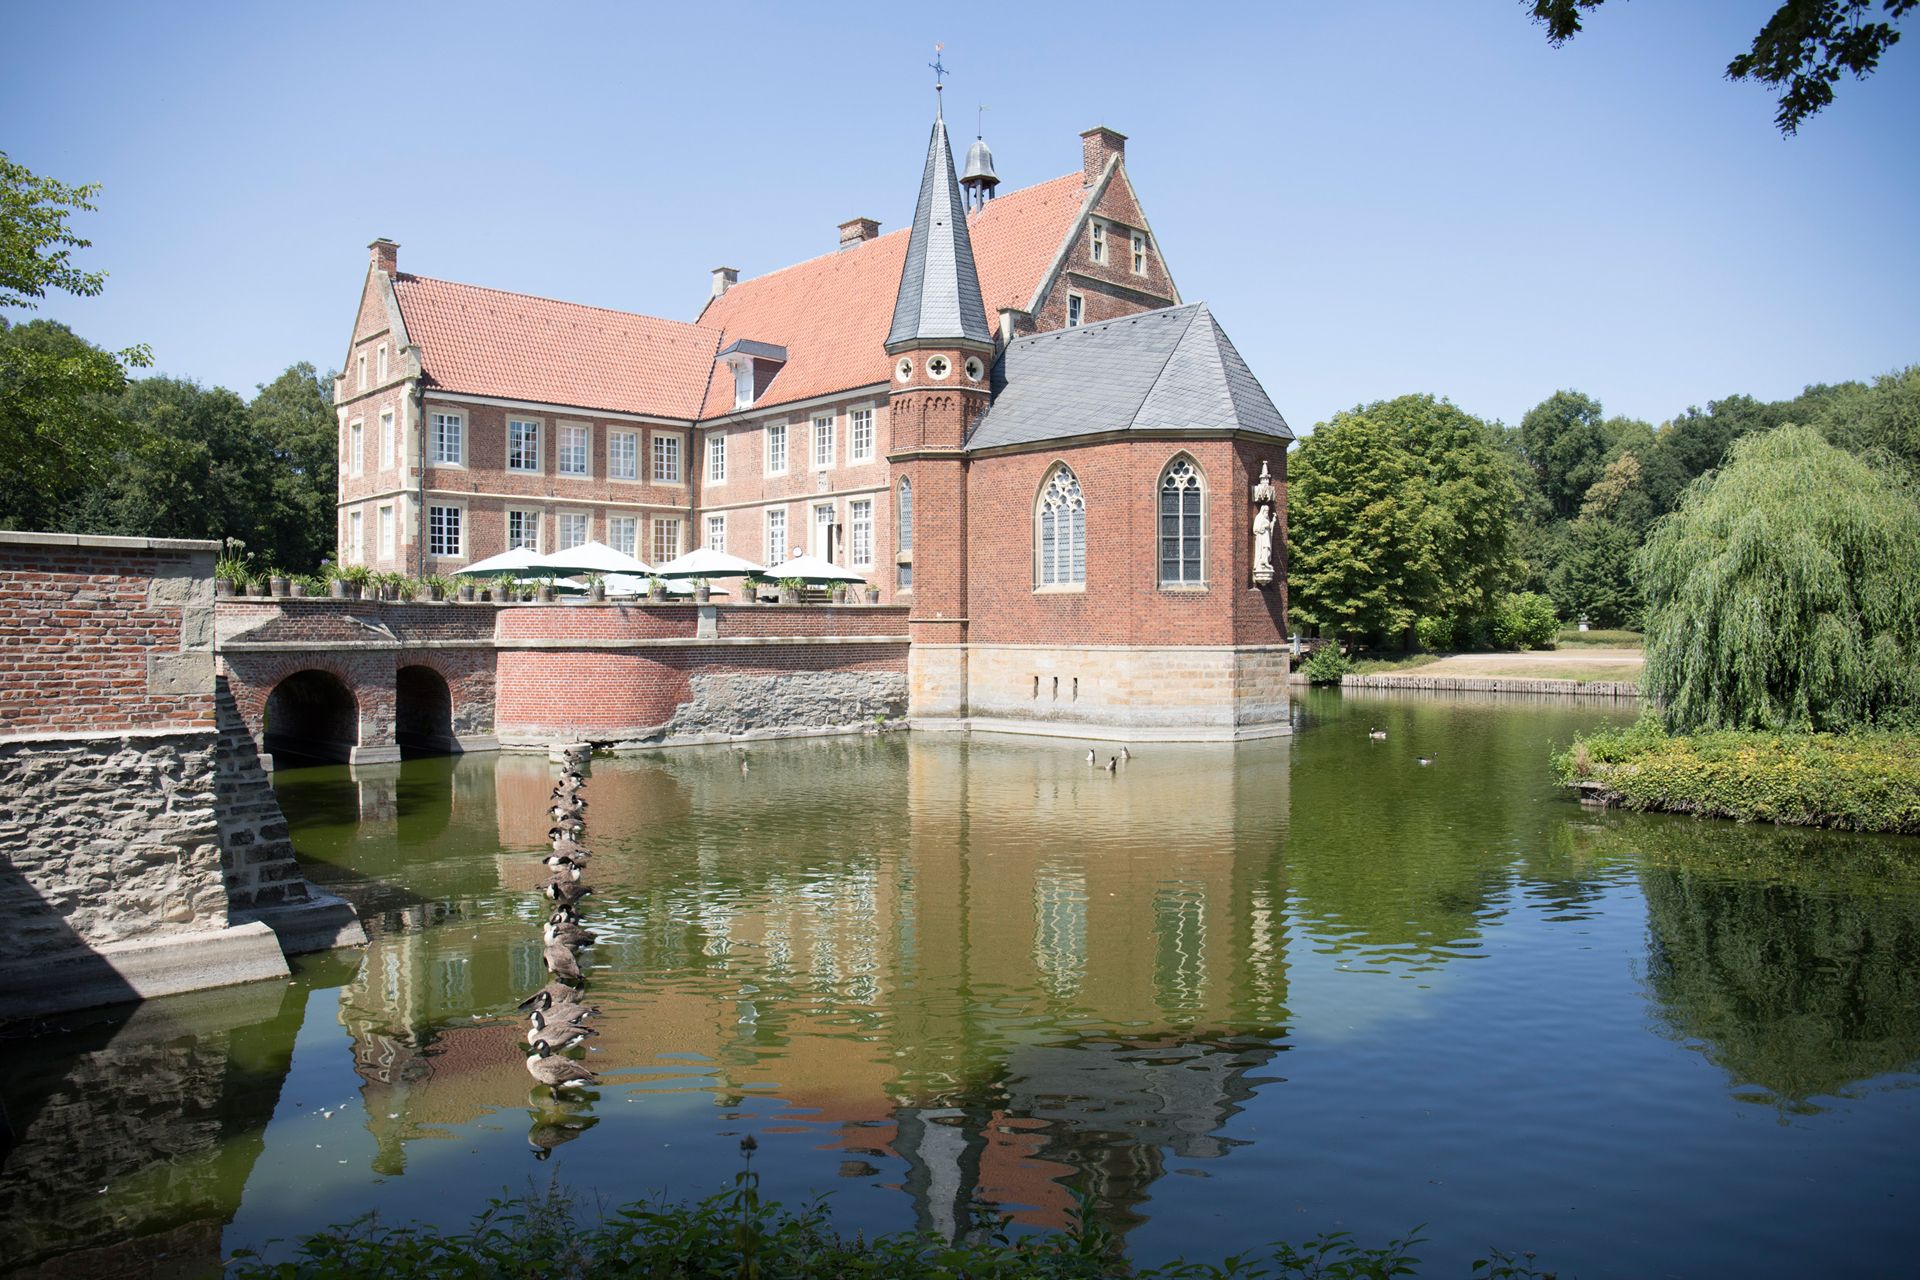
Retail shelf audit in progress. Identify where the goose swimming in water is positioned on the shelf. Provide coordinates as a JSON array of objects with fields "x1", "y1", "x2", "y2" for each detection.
[
  {"x1": 1120, "y1": 747, "x2": 1132, "y2": 761},
  {"x1": 544, "y1": 879, "x2": 592, "y2": 905},
  {"x1": 526, "y1": 1011, "x2": 598, "y2": 1049},
  {"x1": 518, "y1": 984, "x2": 600, "y2": 1016},
  {"x1": 1368, "y1": 727, "x2": 1387, "y2": 740},
  {"x1": 1104, "y1": 756, "x2": 1118, "y2": 773},
  {"x1": 1086, "y1": 748, "x2": 1097, "y2": 765},
  {"x1": 525, "y1": 1040, "x2": 597, "y2": 1090},
  {"x1": 1416, "y1": 755, "x2": 1434, "y2": 766}
]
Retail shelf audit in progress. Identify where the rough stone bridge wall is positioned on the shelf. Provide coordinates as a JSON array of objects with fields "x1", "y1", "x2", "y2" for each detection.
[{"x1": 0, "y1": 533, "x2": 363, "y2": 1021}]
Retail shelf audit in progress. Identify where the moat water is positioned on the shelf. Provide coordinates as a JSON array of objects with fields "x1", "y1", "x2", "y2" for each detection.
[{"x1": 4, "y1": 691, "x2": 1920, "y2": 1277}]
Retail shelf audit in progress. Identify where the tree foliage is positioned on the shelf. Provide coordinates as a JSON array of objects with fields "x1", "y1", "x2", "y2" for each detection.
[
  {"x1": 1288, "y1": 394, "x2": 1517, "y2": 644},
  {"x1": 0, "y1": 151, "x2": 109, "y2": 309},
  {"x1": 1637, "y1": 425, "x2": 1920, "y2": 732},
  {"x1": 1531, "y1": 0, "x2": 1914, "y2": 134}
]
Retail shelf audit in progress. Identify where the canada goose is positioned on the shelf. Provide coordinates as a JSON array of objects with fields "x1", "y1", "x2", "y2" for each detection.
[
  {"x1": 527, "y1": 993, "x2": 598, "y2": 1027},
  {"x1": 740, "y1": 757, "x2": 749, "y2": 774},
  {"x1": 544, "y1": 857, "x2": 584, "y2": 879},
  {"x1": 1104, "y1": 756, "x2": 1118, "y2": 773},
  {"x1": 1416, "y1": 755, "x2": 1435, "y2": 766},
  {"x1": 550, "y1": 840, "x2": 591, "y2": 861},
  {"x1": 1368, "y1": 727, "x2": 1387, "y2": 740},
  {"x1": 544, "y1": 918, "x2": 597, "y2": 948},
  {"x1": 1085, "y1": 748, "x2": 1097, "y2": 764},
  {"x1": 549, "y1": 820, "x2": 586, "y2": 839},
  {"x1": 544, "y1": 880, "x2": 593, "y2": 905},
  {"x1": 1120, "y1": 747, "x2": 1132, "y2": 761},
  {"x1": 518, "y1": 985, "x2": 601, "y2": 1016},
  {"x1": 544, "y1": 941, "x2": 585, "y2": 983},
  {"x1": 526, "y1": 1040, "x2": 597, "y2": 1090},
  {"x1": 526, "y1": 1012, "x2": 598, "y2": 1049}
]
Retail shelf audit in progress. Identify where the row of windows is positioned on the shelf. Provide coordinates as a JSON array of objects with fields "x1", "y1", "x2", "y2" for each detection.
[
  {"x1": 1087, "y1": 219, "x2": 1151, "y2": 276},
  {"x1": 354, "y1": 343, "x2": 390, "y2": 393},
  {"x1": 343, "y1": 407, "x2": 399, "y2": 477},
  {"x1": 412, "y1": 407, "x2": 879, "y2": 483}
]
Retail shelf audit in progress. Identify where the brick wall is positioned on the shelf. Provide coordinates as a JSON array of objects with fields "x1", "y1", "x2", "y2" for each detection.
[{"x1": 0, "y1": 533, "x2": 215, "y2": 734}]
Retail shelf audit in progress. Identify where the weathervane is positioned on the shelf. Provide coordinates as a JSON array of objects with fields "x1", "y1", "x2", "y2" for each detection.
[
  {"x1": 930, "y1": 43, "x2": 947, "y2": 113},
  {"x1": 977, "y1": 102, "x2": 988, "y2": 137}
]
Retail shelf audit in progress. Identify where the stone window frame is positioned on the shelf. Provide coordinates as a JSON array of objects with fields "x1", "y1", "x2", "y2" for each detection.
[
  {"x1": 556, "y1": 509, "x2": 592, "y2": 551},
  {"x1": 652, "y1": 430, "x2": 685, "y2": 485},
  {"x1": 1089, "y1": 219, "x2": 1107, "y2": 265},
  {"x1": 651, "y1": 514, "x2": 683, "y2": 564},
  {"x1": 849, "y1": 497, "x2": 873, "y2": 568},
  {"x1": 896, "y1": 477, "x2": 913, "y2": 593},
  {"x1": 812, "y1": 412, "x2": 836, "y2": 471},
  {"x1": 427, "y1": 502, "x2": 466, "y2": 560},
  {"x1": 348, "y1": 418, "x2": 365, "y2": 477},
  {"x1": 1034, "y1": 462, "x2": 1087, "y2": 591},
  {"x1": 765, "y1": 505, "x2": 788, "y2": 565},
  {"x1": 765, "y1": 421, "x2": 789, "y2": 476},
  {"x1": 430, "y1": 408, "x2": 466, "y2": 468},
  {"x1": 1131, "y1": 230, "x2": 1147, "y2": 276},
  {"x1": 607, "y1": 428, "x2": 640, "y2": 482},
  {"x1": 707, "y1": 431, "x2": 727, "y2": 485},
  {"x1": 506, "y1": 507, "x2": 542, "y2": 553},
  {"x1": 357, "y1": 352, "x2": 368, "y2": 391},
  {"x1": 557, "y1": 420, "x2": 592, "y2": 479},
  {"x1": 348, "y1": 508, "x2": 364, "y2": 562},
  {"x1": 376, "y1": 343, "x2": 389, "y2": 383},
  {"x1": 849, "y1": 406, "x2": 875, "y2": 463},
  {"x1": 1157, "y1": 453, "x2": 1208, "y2": 590},
  {"x1": 507, "y1": 416, "x2": 544, "y2": 475},
  {"x1": 378, "y1": 502, "x2": 395, "y2": 558},
  {"x1": 1066, "y1": 292, "x2": 1085, "y2": 328},
  {"x1": 705, "y1": 511, "x2": 726, "y2": 551},
  {"x1": 379, "y1": 407, "x2": 395, "y2": 471},
  {"x1": 607, "y1": 514, "x2": 640, "y2": 558}
]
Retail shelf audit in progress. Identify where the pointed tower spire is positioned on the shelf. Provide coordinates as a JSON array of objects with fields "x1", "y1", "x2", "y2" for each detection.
[{"x1": 886, "y1": 104, "x2": 992, "y2": 351}]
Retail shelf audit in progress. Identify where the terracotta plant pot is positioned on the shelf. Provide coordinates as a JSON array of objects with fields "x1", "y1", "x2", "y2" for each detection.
[
  {"x1": 246, "y1": 581, "x2": 268, "y2": 598},
  {"x1": 589, "y1": 584, "x2": 605, "y2": 601},
  {"x1": 330, "y1": 580, "x2": 349, "y2": 599},
  {"x1": 290, "y1": 582, "x2": 307, "y2": 598},
  {"x1": 270, "y1": 577, "x2": 290, "y2": 597},
  {"x1": 214, "y1": 579, "x2": 235, "y2": 598}
]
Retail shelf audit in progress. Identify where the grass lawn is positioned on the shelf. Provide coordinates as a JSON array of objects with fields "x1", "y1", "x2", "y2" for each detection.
[{"x1": 1556, "y1": 627, "x2": 1643, "y2": 647}]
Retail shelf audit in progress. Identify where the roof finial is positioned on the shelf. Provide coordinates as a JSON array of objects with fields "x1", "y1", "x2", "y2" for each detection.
[
  {"x1": 929, "y1": 42, "x2": 947, "y2": 116},
  {"x1": 977, "y1": 102, "x2": 987, "y2": 138}
]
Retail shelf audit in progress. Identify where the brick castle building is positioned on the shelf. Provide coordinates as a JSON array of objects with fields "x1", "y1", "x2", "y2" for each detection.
[{"x1": 334, "y1": 100, "x2": 1295, "y2": 739}]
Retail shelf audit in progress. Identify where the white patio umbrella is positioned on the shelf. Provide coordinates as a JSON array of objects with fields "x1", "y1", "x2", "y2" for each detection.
[
  {"x1": 651, "y1": 547, "x2": 767, "y2": 579},
  {"x1": 456, "y1": 547, "x2": 547, "y2": 576},
  {"x1": 763, "y1": 553, "x2": 865, "y2": 584},
  {"x1": 529, "y1": 541, "x2": 654, "y2": 576},
  {"x1": 602, "y1": 574, "x2": 709, "y2": 598}
]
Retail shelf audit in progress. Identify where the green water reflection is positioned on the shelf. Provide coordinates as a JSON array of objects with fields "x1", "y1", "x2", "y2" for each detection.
[{"x1": 3, "y1": 692, "x2": 1919, "y2": 1276}]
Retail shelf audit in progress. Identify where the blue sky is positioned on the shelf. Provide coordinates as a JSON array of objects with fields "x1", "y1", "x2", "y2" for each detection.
[{"x1": 6, "y1": 1, "x2": 1916, "y2": 431}]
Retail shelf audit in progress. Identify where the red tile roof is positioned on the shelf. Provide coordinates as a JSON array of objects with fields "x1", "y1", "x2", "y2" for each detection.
[
  {"x1": 392, "y1": 275, "x2": 723, "y2": 418},
  {"x1": 388, "y1": 172, "x2": 1090, "y2": 422},
  {"x1": 695, "y1": 173, "x2": 1087, "y2": 417}
]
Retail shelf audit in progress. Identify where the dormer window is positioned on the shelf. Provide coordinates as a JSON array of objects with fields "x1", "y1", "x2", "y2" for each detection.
[
  {"x1": 733, "y1": 361, "x2": 754, "y2": 410},
  {"x1": 716, "y1": 339, "x2": 788, "y2": 413}
]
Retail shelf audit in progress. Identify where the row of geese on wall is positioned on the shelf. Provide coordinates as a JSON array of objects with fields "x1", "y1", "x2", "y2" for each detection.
[{"x1": 517, "y1": 743, "x2": 601, "y2": 1124}]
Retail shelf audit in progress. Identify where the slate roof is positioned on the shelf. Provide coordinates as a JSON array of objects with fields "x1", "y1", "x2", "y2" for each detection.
[
  {"x1": 886, "y1": 112, "x2": 992, "y2": 349},
  {"x1": 966, "y1": 302, "x2": 1293, "y2": 452},
  {"x1": 391, "y1": 274, "x2": 722, "y2": 419},
  {"x1": 693, "y1": 173, "x2": 1086, "y2": 418}
]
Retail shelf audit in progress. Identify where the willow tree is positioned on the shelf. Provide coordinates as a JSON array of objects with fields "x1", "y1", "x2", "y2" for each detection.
[{"x1": 1637, "y1": 425, "x2": 1920, "y2": 732}]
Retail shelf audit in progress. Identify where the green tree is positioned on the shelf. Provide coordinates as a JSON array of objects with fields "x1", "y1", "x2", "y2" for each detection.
[
  {"x1": 1551, "y1": 515, "x2": 1640, "y2": 628},
  {"x1": 1806, "y1": 363, "x2": 1920, "y2": 481},
  {"x1": 1532, "y1": 0, "x2": 1914, "y2": 134},
  {"x1": 249, "y1": 363, "x2": 339, "y2": 572},
  {"x1": 1289, "y1": 394, "x2": 1517, "y2": 644},
  {"x1": 1519, "y1": 389, "x2": 1611, "y2": 521},
  {"x1": 1638, "y1": 424, "x2": 1920, "y2": 732},
  {"x1": 0, "y1": 151, "x2": 109, "y2": 309}
]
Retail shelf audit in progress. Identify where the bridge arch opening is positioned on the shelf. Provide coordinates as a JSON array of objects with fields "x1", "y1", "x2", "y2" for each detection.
[
  {"x1": 264, "y1": 670, "x2": 358, "y2": 767},
  {"x1": 396, "y1": 664, "x2": 457, "y2": 759}
]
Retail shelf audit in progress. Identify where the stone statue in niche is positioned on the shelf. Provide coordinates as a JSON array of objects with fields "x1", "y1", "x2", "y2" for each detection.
[{"x1": 1251, "y1": 461, "x2": 1277, "y2": 587}]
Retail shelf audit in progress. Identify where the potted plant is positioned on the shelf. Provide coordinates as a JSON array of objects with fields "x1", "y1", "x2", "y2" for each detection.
[
  {"x1": 778, "y1": 576, "x2": 804, "y2": 605},
  {"x1": 325, "y1": 563, "x2": 349, "y2": 599},
  {"x1": 341, "y1": 564, "x2": 374, "y2": 599},
  {"x1": 537, "y1": 576, "x2": 556, "y2": 603},
  {"x1": 393, "y1": 575, "x2": 419, "y2": 602},
  {"x1": 494, "y1": 573, "x2": 518, "y2": 604},
  {"x1": 456, "y1": 577, "x2": 475, "y2": 602},
  {"x1": 649, "y1": 575, "x2": 669, "y2": 601},
  {"x1": 736, "y1": 576, "x2": 759, "y2": 604},
  {"x1": 424, "y1": 574, "x2": 451, "y2": 602},
  {"x1": 268, "y1": 569, "x2": 291, "y2": 597},
  {"x1": 587, "y1": 573, "x2": 606, "y2": 602},
  {"x1": 864, "y1": 584, "x2": 880, "y2": 604},
  {"x1": 830, "y1": 583, "x2": 847, "y2": 604},
  {"x1": 692, "y1": 577, "x2": 710, "y2": 604},
  {"x1": 214, "y1": 553, "x2": 247, "y2": 598}
]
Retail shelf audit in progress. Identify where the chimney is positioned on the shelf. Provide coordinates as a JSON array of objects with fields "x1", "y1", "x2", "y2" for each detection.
[
  {"x1": 838, "y1": 217, "x2": 881, "y2": 250},
  {"x1": 1079, "y1": 126, "x2": 1127, "y2": 185},
  {"x1": 710, "y1": 266, "x2": 739, "y2": 299},
  {"x1": 369, "y1": 238, "x2": 399, "y2": 275}
]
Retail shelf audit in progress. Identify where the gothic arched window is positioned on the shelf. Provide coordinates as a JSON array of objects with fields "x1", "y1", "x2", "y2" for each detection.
[
  {"x1": 1158, "y1": 455, "x2": 1205, "y2": 585},
  {"x1": 1035, "y1": 465, "x2": 1086, "y2": 587}
]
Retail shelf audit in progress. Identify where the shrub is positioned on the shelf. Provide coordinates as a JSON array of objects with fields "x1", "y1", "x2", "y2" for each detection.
[
  {"x1": 1492, "y1": 592, "x2": 1558, "y2": 650},
  {"x1": 1415, "y1": 614, "x2": 1458, "y2": 651},
  {"x1": 1303, "y1": 646, "x2": 1353, "y2": 685},
  {"x1": 1554, "y1": 716, "x2": 1920, "y2": 834}
]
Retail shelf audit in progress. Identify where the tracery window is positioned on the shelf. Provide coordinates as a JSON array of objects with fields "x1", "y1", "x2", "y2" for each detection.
[
  {"x1": 1035, "y1": 465, "x2": 1086, "y2": 587},
  {"x1": 1158, "y1": 456, "x2": 1205, "y2": 585}
]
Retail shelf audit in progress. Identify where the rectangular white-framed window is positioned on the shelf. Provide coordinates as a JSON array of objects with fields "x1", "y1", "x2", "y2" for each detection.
[
  {"x1": 558, "y1": 511, "x2": 589, "y2": 549},
  {"x1": 651, "y1": 516, "x2": 681, "y2": 564},
  {"x1": 652, "y1": 432, "x2": 682, "y2": 483},
  {"x1": 558, "y1": 422, "x2": 589, "y2": 477},
  {"x1": 608, "y1": 515, "x2": 638, "y2": 557},
  {"x1": 378, "y1": 504, "x2": 394, "y2": 557},
  {"x1": 732, "y1": 362, "x2": 754, "y2": 410},
  {"x1": 507, "y1": 418, "x2": 541, "y2": 473},
  {"x1": 348, "y1": 509, "x2": 364, "y2": 561},
  {"x1": 1131, "y1": 231, "x2": 1147, "y2": 275},
  {"x1": 765, "y1": 421, "x2": 788, "y2": 475},
  {"x1": 812, "y1": 413, "x2": 835, "y2": 469},
  {"x1": 431, "y1": 410, "x2": 464, "y2": 465},
  {"x1": 609, "y1": 429, "x2": 638, "y2": 480},
  {"x1": 1090, "y1": 221, "x2": 1106, "y2": 264},
  {"x1": 376, "y1": 344, "x2": 388, "y2": 382},
  {"x1": 379, "y1": 408, "x2": 395, "y2": 469},
  {"x1": 707, "y1": 433, "x2": 726, "y2": 483},
  {"x1": 357, "y1": 353, "x2": 367, "y2": 391},
  {"x1": 705, "y1": 512, "x2": 725, "y2": 551},
  {"x1": 850, "y1": 408, "x2": 874, "y2": 462},
  {"x1": 812, "y1": 501, "x2": 837, "y2": 561},
  {"x1": 348, "y1": 420, "x2": 364, "y2": 476},
  {"x1": 849, "y1": 498, "x2": 872, "y2": 567},
  {"x1": 1067, "y1": 293, "x2": 1084, "y2": 327},
  {"x1": 765, "y1": 507, "x2": 787, "y2": 565},
  {"x1": 506, "y1": 509, "x2": 540, "y2": 552},
  {"x1": 428, "y1": 504, "x2": 463, "y2": 558}
]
